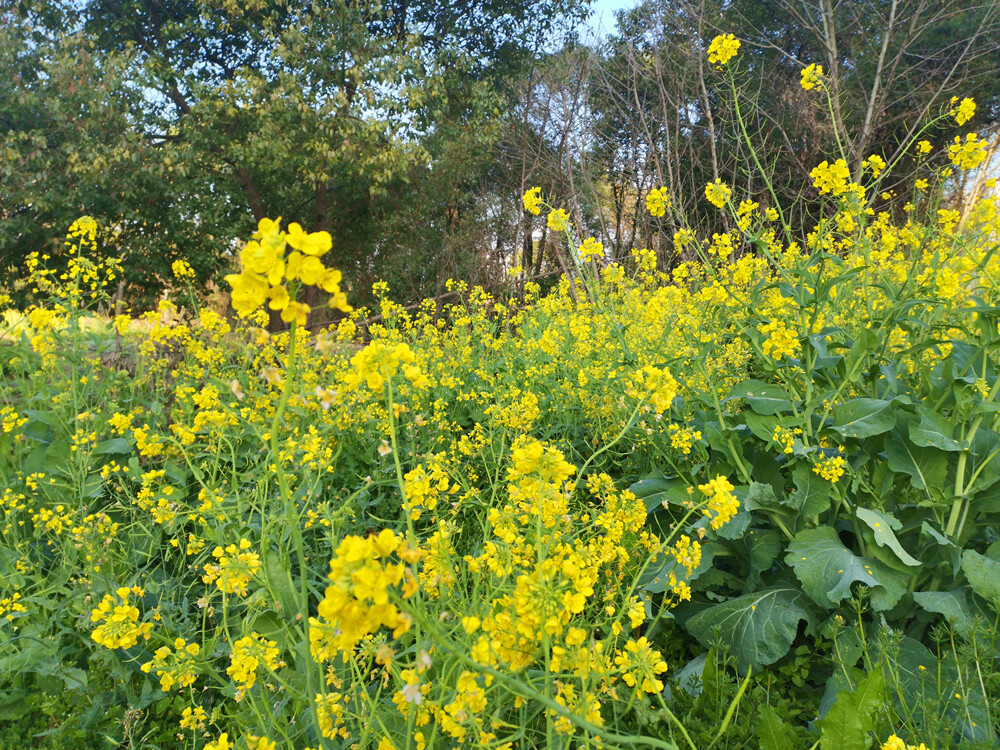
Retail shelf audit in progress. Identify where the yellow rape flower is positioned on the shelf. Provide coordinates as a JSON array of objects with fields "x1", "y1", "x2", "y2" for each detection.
[
  {"x1": 810, "y1": 159, "x2": 852, "y2": 195},
  {"x1": 286, "y1": 222, "x2": 332, "y2": 256},
  {"x1": 705, "y1": 179, "x2": 731, "y2": 208},
  {"x1": 90, "y1": 587, "x2": 154, "y2": 650},
  {"x1": 697, "y1": 475, "x2": 739, "y2": 529},
  {"x1": 614, "y1": 637, "x2": 668, "y2": 697},
  {"x1": 547, "y1": 208, "x2": 570, "y2": 232},
  {"x1": 950, "y1": 96, "x2": 976, "y2": 126},
  {"x1": 646, "y1": 187, "x2": 669, "y2": 217},
  {"x1": 949, "y1": 133, "x2": 987, "y2": 170},
  {"x1": 862, "y1": 154, "x2": 886, "y2": 179},
  {"x1": 578, "y1": 237, "x2": 604, "y2": 261},
  {"x1": 202, "y1": 538, "x2": 261, "y2": 596},
  {"x1": 707, "y1": 34, "x2": 740, "y2": 66},
  {"x1": 800, "y1": 63, "x2": 823, "y2": 90},
  {"x1": 522, "y1": 186, "x2": 542, "y2": 215}
]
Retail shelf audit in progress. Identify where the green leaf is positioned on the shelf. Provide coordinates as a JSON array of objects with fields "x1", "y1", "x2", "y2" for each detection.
[
  {"x1": 743, "y1": 412, "x2": 780, "y2": 442},
  {"x1": 831, "y1": 398, "x2": 895, "y2": 439},
  {"x1": 757, "y1": 704, "x2": 793, "y2": 750},
  {"x1": 786, "y1": 527, "x2": 908, "y2": 610},
  {"x1": 819, "y1": 666, "x2": 885, "y2": 750},
  {"x1": 628, "y1": 474, "x2": 690, "y2": 514},
  {"x1": 685, "y1": 587, "x2": 812, "y2": 672},
  {"x1": 264, "y1": 549, "x2": 300, "y2": 617},
  {"x1": 908, "y1": 407, "x2": 965, "y2": 452},
  {"x1": 885, "y1": 433, "x2": 948, "y2": 494},
  {"x1": 742, "y1": 528, "x2": 783, "y2": 592},
  {"x1": 743, "y1": 482, "x2": 782, "y2": 511},
  {"x1": 791, "y1": 462, "x2": 832, "y2": 519},
  {"x1": 962, "y1": 550, "x2": 1000, "y2": 602},
  {"x1": 855, "y1": 508, "x2": 920, "y2": 567},
  {"x1": 912, "y1": 588, "x2": 983, "y2": 636},
  {"x1": 727, "y1": 380, "x2": 794, "y2": 415},
  {"x1": 95, "y1": 437, "x2": 133, "y2": 455},
  {"x1": 843, "y1": 328, "x2": 877, "y2": 383}
]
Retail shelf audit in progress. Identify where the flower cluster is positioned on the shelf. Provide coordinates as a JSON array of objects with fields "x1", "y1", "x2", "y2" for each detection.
[
  {"x1": 547, "y1": 208, "x2": 570, "y2": 232},
  {"x1": 950, "y1": 96, "x2": 976, "y2": 126},
  {"x1": 881, "y1": 735, "x2": 929, "y2": 750},
  {"x1": 627, "y1": 365, "x2": 679, "y2": 414},
  {"x1": 90, "y1": 587, "x2": 154, "y2": 650},
  {"x1": 343, "y1": 340, "x2": 429, "y2": 392},
  {"x1": 578, "y1": 237, "x2": 604, "y2": 261},
  {"x1": 225, "y1": 217, "x2": 351, "y2": 326},
  {"x1": 646, "y1": 187, "x2": 669, "y2": 217},
  {"x1": 800, "y1": 63, "x2": 823, "y2": 90},
  {"x1": 141, "y1": 638, "x2": 201, "y2": 691},
  {"x1": 228, "y1": 633, "x2": 283, "y2": 700},
  {"x1": 759, "y1": 319, "x2": 800, "y2": 360},
  {"x1": 522, "y1": 186, "x2": 542, "y2": 215},
  {"x1": 705, "y1": 179, "x2": 732, "y2": 208},
  {"x1": 202, "y1": 539, "x2": 261, "y2": 596},
  {"x1": 310, "y1": 530, "x2": 415, "y2": 659},
  {"x1": 948, "y1": 133, "x2": 987, "y2": 170},
  {"x1": 707, "y1": 34, "x2": 740, "y2": 66},
  {"x1": 697, "y1": 475, "x2": 740, "y2": 529},
  {"x1": 813, "y1": 453, "x2": 847, "y2": 482},
  {"x1": 810, "y1": 159, "x2": 852, "y2": 195}
]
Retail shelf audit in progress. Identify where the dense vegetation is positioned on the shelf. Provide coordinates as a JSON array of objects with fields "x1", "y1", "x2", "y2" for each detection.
[{"x1": 2, "y1": 5, "x2": 1000, "y2": 750}]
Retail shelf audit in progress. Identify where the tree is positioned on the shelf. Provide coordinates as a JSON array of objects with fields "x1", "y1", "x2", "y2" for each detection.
[{"x1": 1, "y1": 0, "x2": 588, "y2": 308}]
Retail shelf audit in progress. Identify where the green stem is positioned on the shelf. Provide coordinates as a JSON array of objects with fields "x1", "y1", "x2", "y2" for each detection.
[{"x1": 267, "y1": 322, "x2": 325, "y2": 747}]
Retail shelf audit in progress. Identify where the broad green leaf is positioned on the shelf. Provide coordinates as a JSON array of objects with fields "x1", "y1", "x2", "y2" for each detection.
[
  {"x1": 95, "y1": 437, "x2": 133, "y2": 455},
  {"x1": 965, "y1": 428, "x2": 1000, "y2": 494},
  {"x1": 842, "y1": 329, "x2": 878, "y2": 383},
  {"x1": 743, "y1": 482, "x2": 782, "y2": 511},
  {"x1": 628, "y1": 475, "x2": 689, "y2": 514},
  {"x1": 743, "y1": 412, "x2": 780, "y2": 442},
  {"x1": 962, "y1": 550, "x2": 1000, "y2": 602},
  {"x1": 727, "y1": 380, "x2": 794, "y2": 415},
  {"x1": 912, "y1": 588, "x2": 982, "y2": 635},
  {"x1": 786, "y1": 527, "x2": 908, "y2": 610},
  {"x1": 819, "y1": 666, "x2": 885, "y2": 750},
  {"x1": 909, "y1": 407, "x2": 965, "y2": 452},
  {"x1": 791, "y1": 462, "x2": 832, "y2": 519},
  {"x1": 685, "y1": 587, "x2": 812, "y2": 672},
  {"x1": 742, "y1": 528, "x2": 783, "y2": 592},
  {"x1": 855, "y1": 508, "x2": 920, "y2": 567},
  {"x1": 831, "y1": 398, "x2": 895, "y2": 439},
  {"x1": 757, "y1": 704, "x2": 793, "y2": 750},
  {"x1": 885, "y1": 433, "x2": 948, "y2": 494}
]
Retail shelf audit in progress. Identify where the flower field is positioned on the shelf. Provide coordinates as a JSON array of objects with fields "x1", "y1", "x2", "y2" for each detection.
[{"x1": 2, "y1": 38, "x2": 1000, "y2": 750}]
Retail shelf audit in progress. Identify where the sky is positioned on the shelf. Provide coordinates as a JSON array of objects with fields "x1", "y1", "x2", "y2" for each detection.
[{"x1": 584, "y1": 0, "x2": 635, "y2": 36}]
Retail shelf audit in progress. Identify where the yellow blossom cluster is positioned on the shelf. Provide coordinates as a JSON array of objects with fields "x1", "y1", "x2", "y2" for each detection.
[
  {"x1": 225, "y1": 217, "x2": 351, "y2": 326},
  {"x1": 950, "y1": 96, "x2": 976, "y2": 126},
  {"x1": 800, "y1": 63, "x2": 823, "y2": 90},
  {"x1": 141, "y1": 638, "x2": 201, "y2": 691},
  {"x1": 705, "y1": 178, "x2": 732, "y2": 208},
  {"x1": 202, "y1": 538, "x2": 261, "y2": 596},
  {"x1": 90, "y1": 587, "x2": 153, "y2": 650},
  {"x1": 646, "y1": 187, "x2": 669, "y2": 217},
  {"x1": 310, "y1": 530, "x2": 416, "y2": 658},
  {"x1": 697, "y1": 475, "x2": 740, "y2": 529},
  {"x1": 882, "y1": 735, "x2": 929, "y2": 750},
  {"x1": 228, "y1": 633, "x2": 284, "y2": 699},
  {"x1": 948, "y1": 133, "x2": 988, "y2": 170},
  {"x1": 707, "y1": 33, "x2": 740, "y2": 66}
]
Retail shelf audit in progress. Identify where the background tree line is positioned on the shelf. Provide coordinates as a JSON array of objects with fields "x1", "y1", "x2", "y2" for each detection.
[{"x1": 2, "y1": 0, "x2": 998, "y2": 314}]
